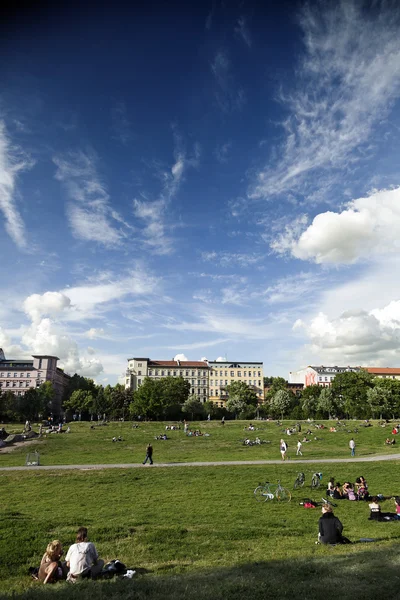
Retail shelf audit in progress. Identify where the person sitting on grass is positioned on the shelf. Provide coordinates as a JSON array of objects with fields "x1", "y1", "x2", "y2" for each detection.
[
  {"x1": 326, "y1": 477, "x2": 335, "y2": 497},
  {"x1": 394, "y1": 496, "x2": 400, "y2": 520},
  {"x1": 332, "y1": 482, "x2": 343, "y2": 500},
  {"x1": 385, "y1": 438, "x2": 396, "y2": 445},
  {"x1": 65, "y1": 527, "x2": 104, "y2": 582},
  {"x1": 317, "y1": 504, "x2": 351, "y2": 545},
  {"x1": 368, "y1": 496, "x2": 383, "y2": 520},
  {"x1": 356, "y1": 476, "x2": 369, "y2": 500},
  {"x1": 38, "y1": 540, "x2": 68, "y2": 584}
]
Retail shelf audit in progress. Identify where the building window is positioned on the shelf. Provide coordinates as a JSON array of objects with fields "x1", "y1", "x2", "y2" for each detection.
[
  {"x1": 258, "y1": 371, "x2": 261, "y2": 377},
  {"x1": 138, "y1": 371, "x2": 142, "y2": 375},
  {"x1": 148, "y1": 370, "x2": 153, "y2": 376},
  {"x1": 216, "y1": 390, "x2": 219, "y2": 396},
  {"x1": 7, "y1": 373, "x2": 11, "y2": 377},
  {"x1": 225, "y1": 380, "x2": 228, "y2": 385},
  {"x1": 160, "y1": 370, "x2": 164, "y2": 376},
  {"x1": 138, "y1": 379, "x2": 142, "y2": 386},
  {"x1": 244, "y1": 371, "x2": 247, "y2": 377},
  {"x1": 155, "y1": 370, "x2": 159, "y2": 375},
  {"x1": 258, "y1": 381, "x2": 261, "y2": 386},
  {"x1": 27, "y1": 373, "x2": 30, "y2": 378},
  {"x1": 210, "y1": 390, "x2": 214, "y2": 396},
  {"x1": 38, "y1": 359, "x2": 42, "y2": 369},
  {"x1": 186, "y1": 371, "x2": 189, "y2": 376},
  {"x1": 319, "y1": 377, "x2": 322, "y2": 381},
  {"x1": 224, "y1": 371, "x2": 227, "y2": 376},
  {"x1": 6, "y1": 382, "x2": 10, "y2": 387},
  {"x1": 220, "y1": 371, "x2": 223, "y2": 376},
  {"x1": 25, "y1": 382, "x2": 30, "y2": 387},
  {"x1": 180, "y1": 371, "x2": 183, "y2": 376},
  {"x1": 20, "y1": 373, "x2": 24, "y2": 377},
  {"x1": 19, "y1": 382, "x2": 23, "y2": 387},
  {"x1": 12, "y1": 382, "x2": 16, "y2": 387},
  {"x1": 238, "y1": 371, "x2": 241, "y2": 377},
  {"x1": 0, "y1": 373, "x2": 3, "y2": 377},
  {"x1": 167, "y1": 371, "x2": 171, "y2": 376},
  {"x1": 220, "y1": 380, "x2": 223, "y2": 386},
  {"x1": 230, "y1": 371, "x2": 234, "y2": 377},
  {"x1": 210, "y1": 380, "x2": 214, "y2": 386},
  {"x1": 249, "y1": 380, "x2": 252, "y2": 385},
  {"x1": 203, "y1": 380, "x2": 206, "y2": 386},
  {"x1": 192, "y1": 371, "x2": 195, "y2": 376},
  {"x1": 138, "y1": 363, "x2": 142, "y2": 367}
]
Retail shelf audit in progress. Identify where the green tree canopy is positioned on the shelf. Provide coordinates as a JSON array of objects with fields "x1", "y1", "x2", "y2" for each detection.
[
  {"x1": 331, "y1": 370, "x2": 374, "y2": 418},
  {"x1": 270, "y1": 389, "x2": 291, "y2": 420}
]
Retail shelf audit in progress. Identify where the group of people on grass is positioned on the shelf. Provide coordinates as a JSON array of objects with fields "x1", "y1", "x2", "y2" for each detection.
[
  {"x1": 327, "y1": 476, "x2": 369, "y2": 500},
  {"x1": 37, "y1": 527, "x2": 103, "y2": 584}
]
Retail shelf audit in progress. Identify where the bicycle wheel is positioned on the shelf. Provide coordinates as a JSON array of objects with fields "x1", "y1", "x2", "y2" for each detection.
[
  {"x1": 276, "y1": 487, "x2": 292, "y2": 502},
  {"x1": 254, "y1": 486, "x2": 272, "y2": 501},
  {"x1": 294, "y1": 473, "x2": 305, "y2": 489},
  {"x1": 311, "y1": 475, "x2": 320, "y2": 489}
]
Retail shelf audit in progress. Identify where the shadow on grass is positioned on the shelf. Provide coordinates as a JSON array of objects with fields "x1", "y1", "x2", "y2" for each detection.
[{"x1": 4, "y1": 544, "x2": 400, "y2": 600}]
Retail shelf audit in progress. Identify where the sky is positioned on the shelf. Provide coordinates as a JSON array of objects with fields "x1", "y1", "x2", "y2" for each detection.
[{"x1": 2, "y1": 0, "x2": 400, "y2": 385}]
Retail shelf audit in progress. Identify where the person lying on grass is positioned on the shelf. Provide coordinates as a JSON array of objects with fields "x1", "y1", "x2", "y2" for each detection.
[
  {"x1": 317, "y1": 504, "x2": 351, "y2": 545},
  {"x1": 38, "y1": 540, "x2": 68, "y2": 584},
  {"x1": 65, "y1": 527, "x2": 104, "y2": 582}
]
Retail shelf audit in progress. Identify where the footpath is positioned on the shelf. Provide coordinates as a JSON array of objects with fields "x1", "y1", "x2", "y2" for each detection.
[{"x1": 1, "y1": 453, "x2": 400, "y2": 471}]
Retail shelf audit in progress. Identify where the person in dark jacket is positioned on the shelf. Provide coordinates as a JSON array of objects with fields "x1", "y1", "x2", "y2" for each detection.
[
  {"x1": 143, "y1": 443, "x2": 153, "y2": 465},
  {"x1": 318, "y1": 504, "x2": 351, "y2": 544}
]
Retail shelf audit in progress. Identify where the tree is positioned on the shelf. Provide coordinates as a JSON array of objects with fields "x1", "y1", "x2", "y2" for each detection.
[
  {"x1": 301, "y1": 385, "x2": 321, "y2": 418},
  {"x1": 366, "y1": 387, "x2": 388, "y2": 419},
  {"x1": 226, "y1": 396, "x2": 247, "y2": 418},
  {"x1": 270, "y1": 390, "x2": 291, "y2": 420},
  {"x1": 130, "y1": 376, "x2": 191, "y2": 420},
  {"x1": 331, "y1": 370, "x2": 374, "y2": 418},
  {"x1": 370, "y1": 378, "x2": 400, "y2": 419},
  {"x1": 317, "y1": 388, "x2": 336, "y2": 419},
  {"x1": 182, "y1": 395, "x2": 206, "y2": 420},
  {"x1": 225, "y1": 381, "x2": 258, "y2": 406},
  {"x1": 64, "y1": 390, "x2": 94, "y2": 416},
  {"x1": 264, "y1": 377, "x2": 288, "y2": 403}
]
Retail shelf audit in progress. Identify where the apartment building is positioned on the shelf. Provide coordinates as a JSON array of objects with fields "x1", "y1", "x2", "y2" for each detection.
[
  {"x1": 0, "y1": 348, "x2": 70, "y2": 416},
  {"x1": 366, "y1": 367, "x2": 400, "y2": 380},
  {"x1": 208, "y1": 360, "x2": 264, "y2": 407},
  {"x1": 125, "y1": 357, "x2": 210, "y2": 402}
]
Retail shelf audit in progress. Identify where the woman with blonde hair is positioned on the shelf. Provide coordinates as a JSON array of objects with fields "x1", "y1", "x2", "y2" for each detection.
[{"x1": 38, "y1": 540, "x2": 67, "y2": 584}]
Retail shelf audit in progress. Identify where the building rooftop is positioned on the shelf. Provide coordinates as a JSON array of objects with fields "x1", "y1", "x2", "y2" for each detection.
[
  {"x1": 366, "y1": 367, "x2": 400, "y2": 375},
  {"x1": 148, "y1": 360, "x2": 209, "y2": 368}
]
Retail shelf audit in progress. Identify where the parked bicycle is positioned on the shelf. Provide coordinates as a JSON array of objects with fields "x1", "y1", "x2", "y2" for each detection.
[
  {"x1": 311, "y1": 471, "x2": 323, "y2": 489},
  {"x1": 293, "y1": 472, "x2": 305, "y2": 489},
  {"x1": 254, "y1": 480, "x2": 292, "y2": 502}
]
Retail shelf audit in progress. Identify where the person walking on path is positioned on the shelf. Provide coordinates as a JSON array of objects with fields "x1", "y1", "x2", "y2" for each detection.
[
  {"x1": 143, "y1": 443, "x2": 153, "y2": 465},
  {"x1": 221, "y1": 416, "x2": 225, "y2": 426},
  {"x1": 349, "y1": 438, "x2": 356, "y2": 457},
  {"x1": 296, "y1": 440, "x2": 303, "y2": 456},
  {"x1": 280, "y1": 439, "x2": 288, "y2": 460}
]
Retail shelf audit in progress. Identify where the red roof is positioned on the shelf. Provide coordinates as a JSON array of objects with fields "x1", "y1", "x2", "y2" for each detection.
[
  {"x1": 148, "y1": 360, "x2": 209, "y2": 368},
  {"x1": 366, "y1": 367, "x2": 400, "y2": 375}
]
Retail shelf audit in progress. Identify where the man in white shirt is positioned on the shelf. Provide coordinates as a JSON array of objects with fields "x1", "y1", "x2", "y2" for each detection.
[
  {"x1": 65, "y1": 527, "x2": 104, "y2": 581},
  {"x1": 296, "y1": 440, "x2": 303, "y2": 456},
  {"x1": 349, "y1": 438, "x2": 356, "y2": 457}
]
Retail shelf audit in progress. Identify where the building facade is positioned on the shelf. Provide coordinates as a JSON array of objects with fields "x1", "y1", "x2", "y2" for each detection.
[
  {"x1": 0, "y1": 348, "x2": 70, "y2": 416},
  {"x1": 289, "y1": 365, "x2": 362, "y2": 387},
  {"x1": 208, "y1": 361, "x2": 264, "y2": 407},
  {"x1": 125, "y1": 358, "x2": 210, "y2": 402},
  {"x1": 366, "y1": 367, "x2": 400, "y2": 380}
]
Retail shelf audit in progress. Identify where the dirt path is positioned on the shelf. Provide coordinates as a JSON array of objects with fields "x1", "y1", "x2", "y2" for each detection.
[{"x1": 0, "y1": 453, "x2": 400, "y2": 471}]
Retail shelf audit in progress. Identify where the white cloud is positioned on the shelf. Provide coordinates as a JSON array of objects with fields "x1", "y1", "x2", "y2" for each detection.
[
  {"x1": 215, "y1": 356, "x2": 227, "y2": 362},
  {"x1": 250, "y1": 1, "x2": 400, "y2": 200},
  {"x1": 23, "y1": 291, "x2": 71, "y2": 321},
  {"x1": 174, "y1": 353, "x2": 188, "y2": 361},
  {"x1": 163, "y1": 311, "x2": 274, "y2": 340},
  {"x1": 214, "y1": 142, "x2": 232, "y2": 164},
  {"x1": 210, "y1": 51, "x2": 245, "y2": 113},
  {"x1": 133, "y1": 139, "x2": 199, "y2": 254},
  {"x1": 21, "y1": 318, "x2": 104, "y2": 377},
  {"x1": 272, "y1": 187, "x2": 400, "y2": 264},
  {"x1": 85, "y1": 328, "x2": 105, "y2": 339},
  {"x1": 111, "y1": 101, "x2": 132, "y2": 145},
  {"x1": 234, "y1": 16, "x2": 252, "y2": 48},
  {"x1": 295, "y1": 296, "x2": 400, "y2": 366},
  {"x1": 0, "y1": 120, "x2": 32, "y2": 249},
  {"x1": 261, "y1": 271, "x2": 326, "y2": 304},
  {"x1": 53, "y1": 150, "x2": 126, "y2": 246},
  {"x1": 201, "y1": 251, "x2": 264, "y2": 268}
]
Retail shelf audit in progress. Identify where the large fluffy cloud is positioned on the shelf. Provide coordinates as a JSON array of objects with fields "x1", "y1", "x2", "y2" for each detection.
[
  {"x1": 272, "y1": 187, "x2": 400, "y2": 264},
  {"x1": 24, "y1": 291, "x2": 71, "y2": 321},
  {"x1": 294, "y1": 299, "x2": 400, "y2": 365}
]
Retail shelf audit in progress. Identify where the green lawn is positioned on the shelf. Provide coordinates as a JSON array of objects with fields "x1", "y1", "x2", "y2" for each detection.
[
  {"x1": 1, "y1": 420, "x2": 400, "y2": 599},
  {"x1": 0, "y1": 419, "x2": 398, "y2": 467}
]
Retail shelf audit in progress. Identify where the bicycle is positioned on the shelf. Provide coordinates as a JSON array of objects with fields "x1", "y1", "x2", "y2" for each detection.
[
  {"x1": 293, "y1": 472, "x2": 305, "y2": 489},
  {"x1": 254, "y1": 480, "x2": 292, "y2": 502},
  {"x1": 311, "y1": 472, "x2": 323, "y2": 489}
]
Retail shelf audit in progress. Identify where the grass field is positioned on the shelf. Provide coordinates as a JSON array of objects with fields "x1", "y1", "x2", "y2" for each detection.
[
  {"x1": 0, "y1": 419, "x2": 398, "y2": 467},
  {"x1": 1, "y1": 420, "x2": 400, "y2": 599}
]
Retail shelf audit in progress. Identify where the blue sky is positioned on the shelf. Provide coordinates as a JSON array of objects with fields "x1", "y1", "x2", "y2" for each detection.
[{"x1": 2, "y1": 0, "x2": 400, "y2": 385}]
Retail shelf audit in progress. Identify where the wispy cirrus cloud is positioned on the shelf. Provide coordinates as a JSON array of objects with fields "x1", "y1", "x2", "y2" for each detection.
[
  {"x1": 53, "y1": 150, "x2": 127, "y2": 246},
  {"x1": 201, "y1": 250, "x2": 264, "y2": 268},
  {"x1": 211, "y1": 50, "x2": 245, "y2": 113},
  {"x1": 250, "y1": 0, "x2": 400, "y2": 201},
  {"x1": 214, "y1": 141, "x2": 232, "y2": 164},
  {"x1": 111, "y1": 101, "x2": 132, "y2": 145},
  {"x1": 0, "y1": 120, "x2": 33, "y2": 250},
  {"x1": 234, "y1": 16, "x2": 252, "y2": 48},
  {"x1": 133, "y1": 136, "x2": 200, "y2": 255}
]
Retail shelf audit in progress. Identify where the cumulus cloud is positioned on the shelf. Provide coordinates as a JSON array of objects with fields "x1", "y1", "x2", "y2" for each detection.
[
  {"x1": 250, "y1": 0, "x2": 400, "y2": 200},
  {"x1": 295, "y1": 299, "x2": 400, "y2": 365},
  {"x1": 215, "y1": 356, "x2": 227, "y2": 362},
  {"x1": 21, "y1": 318, "x2": 104, "y2": 377},
  {"x1": 23, "y1": 291, "x2": 71, "y2": 321},
  {"x1": 174, "y1": 353, "x2": 188, "y2": 361},
  {"x1": 272, "y1": 186, "x2": 400, "y2": 264}
]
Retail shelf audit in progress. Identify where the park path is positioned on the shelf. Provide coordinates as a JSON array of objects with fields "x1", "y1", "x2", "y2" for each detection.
[{"x1": 1, "y1": 453, "x2": 400, "y2": 471}]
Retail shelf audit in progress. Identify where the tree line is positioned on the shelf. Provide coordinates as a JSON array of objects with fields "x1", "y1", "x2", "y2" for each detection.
[{"x1": 1, "y1": 370, "x2": 399, "y2": 422}]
